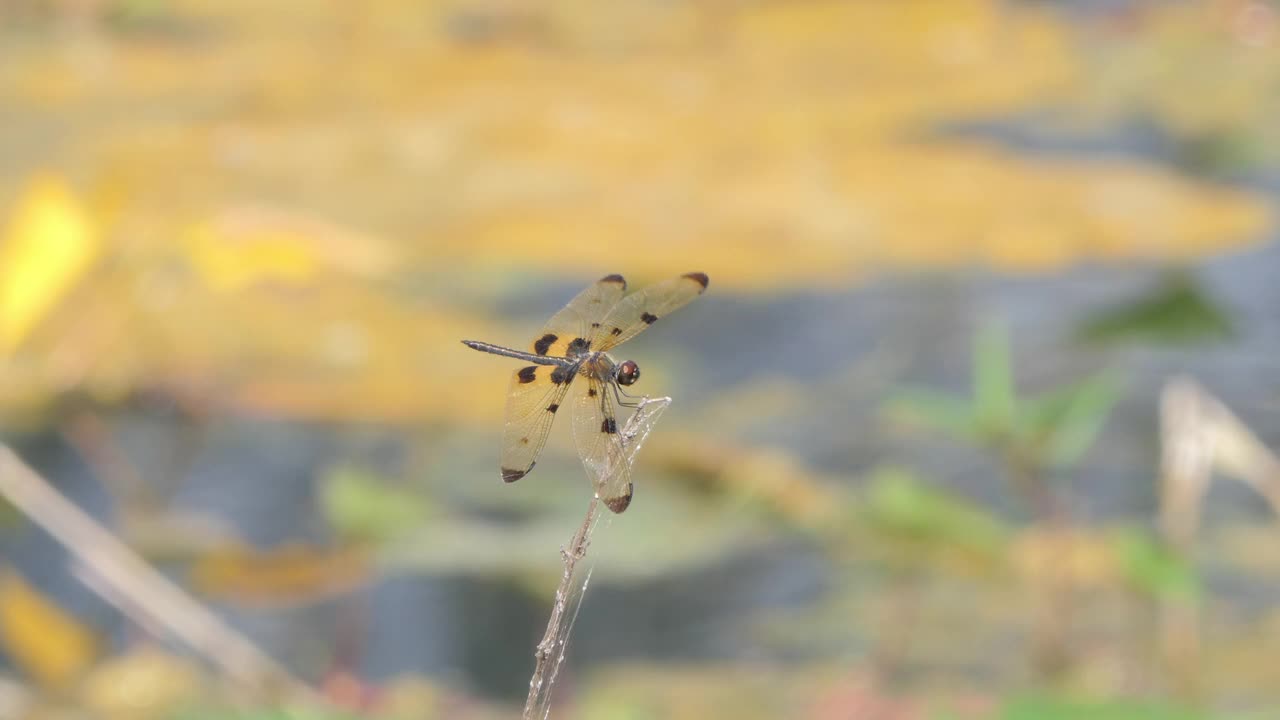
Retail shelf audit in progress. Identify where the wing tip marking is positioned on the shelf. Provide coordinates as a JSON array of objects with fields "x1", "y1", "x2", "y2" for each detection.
[
  {"x1": 502, "y1": 463, "x2": 533, "y2": 483},
  {"x1": 603, "y1": 484, "x2": 634, "y2": 513},
  {"x1": 682, "y1": 272, "x2": 709, "y2": 291}
]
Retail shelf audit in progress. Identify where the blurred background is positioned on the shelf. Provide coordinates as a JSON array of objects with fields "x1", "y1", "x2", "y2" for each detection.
[{"x1": 3, "y1": 0, "x2": 1280, "y2": 718}]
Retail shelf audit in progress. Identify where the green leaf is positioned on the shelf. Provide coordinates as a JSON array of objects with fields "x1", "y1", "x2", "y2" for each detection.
[
  {"x1": 1020, "y1": 371, "x2": 1122, "y2": 468},
  {"x1": 861, "y1": 466, "x2": 1006, "y2": 554},
  {"x1": 1110, "y1": 527, "x2": 1200, "y2": 601},
  {"x1": 973, "y1": 321, "x2": 1016, "y2": 436},
  {"x1": 1076, "y1": 271, "x2": 1233, "y2": 346},
  {"x1": 321, "y1": 465, "x2": 433, "y2": 543},
  {"x1": 883, "y1": 387, "x2": 978, "y2": 440},
  {"x1": 1000, "y1": 693, "x2": 1207, "y2": 720}
]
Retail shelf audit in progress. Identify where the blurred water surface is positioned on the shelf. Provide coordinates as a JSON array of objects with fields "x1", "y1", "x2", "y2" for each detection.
[{"x1": 3, "y1": 1, "x2": 1280, "y2": 718}]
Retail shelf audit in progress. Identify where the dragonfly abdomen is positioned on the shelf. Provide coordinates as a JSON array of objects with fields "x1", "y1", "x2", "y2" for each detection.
[{"x1": 462, "y1": 340, "x2": 569, "y2": 366}]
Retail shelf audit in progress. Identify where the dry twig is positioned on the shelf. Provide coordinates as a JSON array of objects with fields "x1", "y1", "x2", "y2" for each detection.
[
  {"x1": 521, "y1": 396, "x2": 671, "y2": 720},
  {"x1": 1160, "y1": 376, "x2": 1280, "y2": 548},
  {"x1": 0, "y1": 444, "x2": 322, "y2": 706},
  {"x1": 1157, "y1": 376, "x2": 1280, "y2": 700}
]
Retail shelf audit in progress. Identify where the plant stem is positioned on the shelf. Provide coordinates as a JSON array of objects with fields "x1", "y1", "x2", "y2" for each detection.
[
  {"x1": 1002, "y1": 447, "x2": 1075, "y2": 681},
  {"x1": 0, "y1": 444, "x2": 321, "y2": 706},
  {"x1": 522, "y1": 494, "x2": 600, "y2": 720}
]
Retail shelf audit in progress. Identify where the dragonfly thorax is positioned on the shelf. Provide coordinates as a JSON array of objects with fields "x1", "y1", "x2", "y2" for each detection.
[{"x1": 577, "y1": 353, "x2": 639, "y2": 387}]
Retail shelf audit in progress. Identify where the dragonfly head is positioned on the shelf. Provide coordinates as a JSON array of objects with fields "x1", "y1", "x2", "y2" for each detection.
[{"x1": 616, "y1": 359, "x2": 640, "y2": 386}]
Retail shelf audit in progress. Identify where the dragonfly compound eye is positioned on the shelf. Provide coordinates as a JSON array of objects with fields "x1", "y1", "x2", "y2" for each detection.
[{"x1": 617, "y1": 360, "x2": 640, "y2": 386}]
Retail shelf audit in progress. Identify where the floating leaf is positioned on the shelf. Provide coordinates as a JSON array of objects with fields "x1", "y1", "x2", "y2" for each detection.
[
  {"x1": 321, "y1": 465, "x2": 435, "y2": 543},
  {"x1": 0, "y1": 571, "x2": 99, "y2": 688},
  {"x1": 189, "y1": 543, "x2": 370, "y2": 602},
  {"x1": 181, "y1": 209, "x2": 396, "y2": 294},
  {"x1": 183, "y1": 220, "x2": 320, "y2": 293},
  {"x1": 0, "y1": 175, "x2": 100, "y2": 353},
  {"x1": 1076, "y1": 272, "x2": 1233, "y2": 346}
]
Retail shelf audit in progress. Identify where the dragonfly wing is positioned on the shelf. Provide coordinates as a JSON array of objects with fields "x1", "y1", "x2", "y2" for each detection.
[
  {"x1": 499, "y1": 363, "x2": 574, "y2": 482},
  {"x1": 570, "y1": 375, "x2": 634, "y2": 513},
  {"x1": 495, "y1": 274, "x2": 626, "y2": 482},
  {"x1": 592, "y1": 272, "x2": 708, "y2": 351},
  {"x1": 529, "y1": 274, "x2": 627, "y2": 358}
]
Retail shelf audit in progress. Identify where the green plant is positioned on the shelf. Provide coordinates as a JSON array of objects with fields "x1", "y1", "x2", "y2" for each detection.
[
  {"x1": 1110, "y1": 526, "x2": 1201, "y2": 603},
  {"x1": 887, "y1": 322, "x2": 1122, "y2": 518},
  {"x1": 884, "y1": 321, "x2": 1122, "y2": 681},
  {"x1": 860, "y1": 465, "x2": 1008, "y2": 565},
  {"x1": 995, "y1": 693, "x2": 1207, "y2": 720}
]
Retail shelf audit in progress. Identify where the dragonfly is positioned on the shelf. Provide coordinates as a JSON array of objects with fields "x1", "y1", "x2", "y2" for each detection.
[{"x1": 463, "y1": 272, "x2": 709, "y2": 513}]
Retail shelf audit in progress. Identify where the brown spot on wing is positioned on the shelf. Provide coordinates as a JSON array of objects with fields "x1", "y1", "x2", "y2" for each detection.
[
  {"x1": 640, "y1": 312, "x2": 658, "y2": 324},
  {"x1": 550, "y1": 366, "x2": 571, "y2": 385},
  {"x1": 610, "y1": 327, "x2": 622, "y2": 336},
  {"x1": 600, "y1": 274, "x2": 626, "y2": 290},
  {"x1": 587, "y1": 387, "x2": 597, "y2": 397},
  {"x1": 601, "y1": 417, "x2": 618, "y2": 434},
  {"x1": 517, "y1": 366, "x2": 537, "y2": 384},
  {"x1": 547, "y1": 403, "x2": 559, "y2": 413},
  {"x1": 682, "y1": 272, "x2": 709, "y2": 290},
  {"x1": 566, "y1": 337, "x2": 591, "y2": 355},
  {"x1": 534, "y1": 333, "x2": 558, "y2": 356}
]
